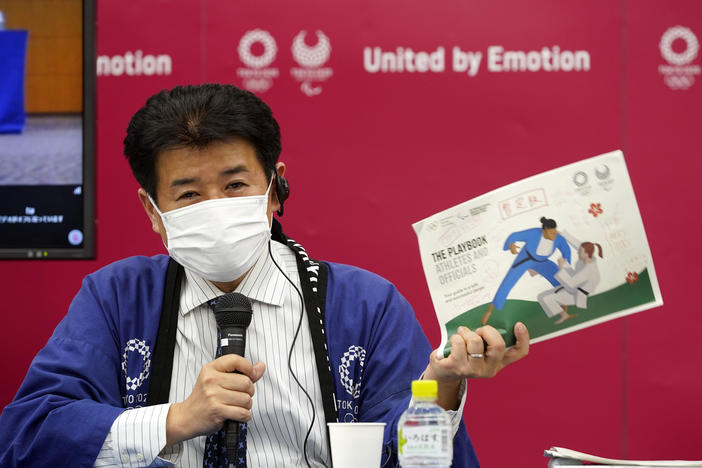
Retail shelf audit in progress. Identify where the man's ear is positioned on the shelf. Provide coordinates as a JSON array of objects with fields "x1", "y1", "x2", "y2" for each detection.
[
  {"x1": 137, "y1": 188, "x2": 163, "y2": 236},
  {"x1": 275, "y1": 161, "x2": 286, "y2": 179},
  {"x1": 271, "y1": 161, "x2": 287, "y2": 213}
]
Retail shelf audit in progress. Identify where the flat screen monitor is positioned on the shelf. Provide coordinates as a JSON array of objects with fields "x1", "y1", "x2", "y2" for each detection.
[{"x1": 0, "y1": 0, "x2": 95, "y2": 259}]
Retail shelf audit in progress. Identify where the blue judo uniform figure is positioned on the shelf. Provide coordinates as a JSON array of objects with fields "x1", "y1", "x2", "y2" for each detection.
[{"x1": 482, "y1": 217, "x2": 571, "y2": 325}]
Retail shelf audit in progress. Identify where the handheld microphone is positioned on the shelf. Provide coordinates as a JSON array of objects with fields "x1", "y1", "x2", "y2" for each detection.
[{"x1": 211, "y1": 292, "x2": 253, "y2": 461}]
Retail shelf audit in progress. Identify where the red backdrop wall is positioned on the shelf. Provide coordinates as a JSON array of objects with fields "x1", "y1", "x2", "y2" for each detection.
[{"x1": 2, "y1": 1, "x2": 701, "y2": 466}]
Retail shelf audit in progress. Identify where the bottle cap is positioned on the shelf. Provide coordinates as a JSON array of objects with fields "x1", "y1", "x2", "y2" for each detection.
[{"x1": 411, "y1": 379, "x2": 438, "y2": 399}]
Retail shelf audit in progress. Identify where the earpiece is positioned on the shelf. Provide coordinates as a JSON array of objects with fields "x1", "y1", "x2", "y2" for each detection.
[{"x1": 274, "y1": 167, "x2": 290, "y2": 216}]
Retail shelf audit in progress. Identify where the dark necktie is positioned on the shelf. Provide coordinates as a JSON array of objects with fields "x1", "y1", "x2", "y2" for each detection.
[{"x1": 202, "y1": 329, "x2": 248, "y2": 467}]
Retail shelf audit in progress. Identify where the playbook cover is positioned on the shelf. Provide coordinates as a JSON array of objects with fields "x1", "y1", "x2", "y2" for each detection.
[{"x1": 413, "y1": 150, "x2": 663, "y2": 355}]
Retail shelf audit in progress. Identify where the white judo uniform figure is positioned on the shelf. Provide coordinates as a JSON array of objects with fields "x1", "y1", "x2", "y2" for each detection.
[{"x1": 537, "y1": 231, "x2": 603, "y2": 325}]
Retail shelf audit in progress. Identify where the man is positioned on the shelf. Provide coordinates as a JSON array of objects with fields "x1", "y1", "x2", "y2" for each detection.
[
  {"x1": 0, "y1": 84, "x2": 529, "y2": 467},
  {"x1": 481, "y1": 217, "x2": 571, "y2": 325}
]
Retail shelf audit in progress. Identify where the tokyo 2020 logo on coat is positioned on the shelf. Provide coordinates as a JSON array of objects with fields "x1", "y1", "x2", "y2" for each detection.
[
  {"x1": 338, "y1": 345, "x2": 366, "y2": 399},
  {"x1": 237, "y1": 29, "x2": 280, "y2": 92},
  {"x1": 658, "y1": 26, "x2": 700, "y2": 90},
  {"x1": 290, "y1": 30, "x2": 334, "y2": 97},
  {"x1": 121, "y1": 338, "x2": 151, "y2": 392}
]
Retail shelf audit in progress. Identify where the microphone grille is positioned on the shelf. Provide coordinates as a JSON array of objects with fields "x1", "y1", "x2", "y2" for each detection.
[{"x1": 210, "y1": 293, "x2": 253, "y2": 329}]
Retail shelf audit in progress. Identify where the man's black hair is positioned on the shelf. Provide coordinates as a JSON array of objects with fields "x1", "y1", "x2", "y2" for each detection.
[
  {"x1": 540, "y1": 217, "x2": 557, "y2": 229},
  {"x1": 123, "y1": 84, "x2": 281, "y2": 201}
]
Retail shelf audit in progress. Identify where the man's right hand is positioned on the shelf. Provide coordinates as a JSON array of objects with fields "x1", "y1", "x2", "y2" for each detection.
[
  {"x1": 509, "y1": 243, "x2": 520, "y2": 255},
  {"x1": 165, "y1": 355, "x2": 266, "y2": 446}
]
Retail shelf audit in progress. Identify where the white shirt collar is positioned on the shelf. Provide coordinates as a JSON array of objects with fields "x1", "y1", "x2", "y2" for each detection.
[{"x1": 178, "y1": 241, "x2": 289, "y2": 315}]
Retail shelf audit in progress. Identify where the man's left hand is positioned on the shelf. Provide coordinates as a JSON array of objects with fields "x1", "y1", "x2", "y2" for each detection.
[{"x1": 423, "y1": 322, "x2": 530, "y2": 410}]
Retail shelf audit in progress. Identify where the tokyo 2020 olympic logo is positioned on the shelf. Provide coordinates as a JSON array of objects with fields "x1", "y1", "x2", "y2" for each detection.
[
  {"x1": 660, "y1": 26, "x2": 699, "y2": 66},
  {"x1": 658, "y1": 26, "x2": 701, "y2": 90},
  {"x1": 122, "y1": 338, "x2": 151, "y2": 392},
  {"x1": 338, "y1": 345, "x2": 366, "y2": 398},
  {"x1": 238, "y1": 29, "x2": 278, "y2": 69},
  {"x1": 236, "y1": 29, "x2": 280, "y2": 92}
]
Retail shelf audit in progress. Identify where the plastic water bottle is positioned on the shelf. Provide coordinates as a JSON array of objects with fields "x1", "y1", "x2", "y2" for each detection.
[
  {"x1": 398, "y1": 380, "x2": 453, "y2": 467},
  {"x1": 0, "y1": 10, "x2": 5, "y2": 30}
]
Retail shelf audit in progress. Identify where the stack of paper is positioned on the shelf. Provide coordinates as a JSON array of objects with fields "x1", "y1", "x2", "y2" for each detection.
[{"x1": 544, "y1": 446, "x2": 702, "y2": 467}]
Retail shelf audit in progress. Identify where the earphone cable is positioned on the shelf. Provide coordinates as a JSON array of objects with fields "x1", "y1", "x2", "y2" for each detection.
[{"x1": 267, "y1": 240, "x2": 325, "y2": 468}]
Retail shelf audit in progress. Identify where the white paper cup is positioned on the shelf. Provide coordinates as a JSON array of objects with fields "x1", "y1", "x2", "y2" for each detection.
[{"x1": 327, "y1": 422, "x2": 386, "y2": 468}]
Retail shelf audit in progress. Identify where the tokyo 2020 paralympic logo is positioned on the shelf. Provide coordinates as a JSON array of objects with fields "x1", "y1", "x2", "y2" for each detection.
[
  {"x1": 658, "y1": 26, "x2": 700, "y2": 90},
  {"x1": 291, "y1": 30, "x2": 334, "y2": 97},
  {"x1": 292, "y1": 30, "x2": 331, "y2": 68}
]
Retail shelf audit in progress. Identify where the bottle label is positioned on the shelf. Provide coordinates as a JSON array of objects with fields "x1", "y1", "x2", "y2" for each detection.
[{"x1": 399, "y1": 426, "x2": 451, "y2": 457}]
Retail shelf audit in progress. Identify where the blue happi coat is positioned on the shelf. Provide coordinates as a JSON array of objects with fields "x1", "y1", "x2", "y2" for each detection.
[{"x1": 0, "y1": 251, "x2": 480, "y2": 467}]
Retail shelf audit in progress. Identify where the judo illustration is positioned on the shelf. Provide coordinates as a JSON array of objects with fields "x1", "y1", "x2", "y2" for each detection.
[
  {"x1": 414, "y1": 150, "x2": 662, "y2": 350},
  {"x1": 481, "y1": 217, "x2": 571, "y2": 325},
  {"x1": 537, "y1": 232, "x2": 603, "y2": 324}
]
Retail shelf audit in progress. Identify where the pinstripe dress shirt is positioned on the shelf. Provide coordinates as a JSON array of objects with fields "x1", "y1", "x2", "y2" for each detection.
[{"x1": 96, "y1": 241, "x2": 331, "y2": 467}]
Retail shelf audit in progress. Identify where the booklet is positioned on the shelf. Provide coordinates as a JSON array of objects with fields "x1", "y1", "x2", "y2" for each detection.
[
  {"x1": 544, "y1": 446, "x2": 702, "y2": 466},
  {"x1": 412, "y1": 150, "x2": 663, "y2": 355}
]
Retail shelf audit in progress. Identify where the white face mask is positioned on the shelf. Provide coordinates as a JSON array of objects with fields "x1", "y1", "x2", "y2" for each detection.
[{"x1": 150, "y1": 179, "x2": 272, "y2": 282}]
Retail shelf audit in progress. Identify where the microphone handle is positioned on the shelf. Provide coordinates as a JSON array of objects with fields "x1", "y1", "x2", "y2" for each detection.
[
  {"x1": 220, "y1": 325, "x2": 246, "y2": 357},
  {"x1": 225, "y1": 420, "x2": 240, "y2": 460},
  {"x1": 220, "y1": 325, "x2": 247, "y2": 460}
]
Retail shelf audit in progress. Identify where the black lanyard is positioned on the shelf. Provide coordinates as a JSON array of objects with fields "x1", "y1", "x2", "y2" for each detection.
[{"x1": 147, "y1": 257, "x2": 183, "y2": 405}]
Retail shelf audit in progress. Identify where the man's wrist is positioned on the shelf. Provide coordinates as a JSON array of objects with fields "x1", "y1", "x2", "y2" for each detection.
[
  {"x1": 422, "y1": 364, "x2": 463, "y2": 411},
  {"x1": 435, "y1": 378, "x2": 462, "y2": 411},
  {"x1": 166, "y1": 402, "x2": 191, "y2": 446}
]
